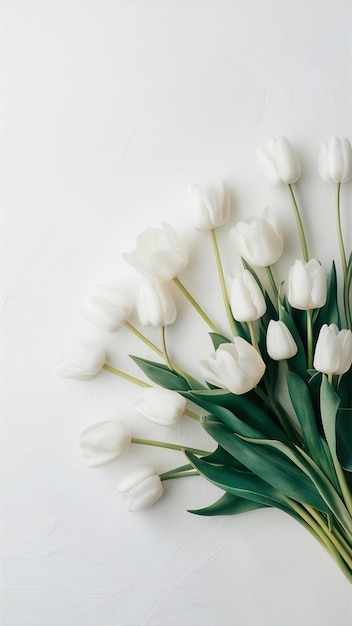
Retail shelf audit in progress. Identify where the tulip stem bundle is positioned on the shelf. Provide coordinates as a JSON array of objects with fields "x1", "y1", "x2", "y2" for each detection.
[{"x1": 286, "y1": 183, "x2": 309, "y2": 262}]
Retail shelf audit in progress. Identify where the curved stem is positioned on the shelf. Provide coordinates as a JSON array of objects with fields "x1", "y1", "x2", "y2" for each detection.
[
  {"x1": 306, "y1": 309, "x2": 313, "y2": 369},
  {"x1": 336, "y1": 182, "x2": 352, "y2": 329},
  {"x1": 173, "y1": 277, "x2": 221, "y2": 334},
  {"x1": 303, "y1": 505, "x2": 352, "y2": 568},
  {"x1": 266, "y1": 265, "x2": 279, "y2": 302},
  {"x1": 125, "y1": 321, "x2": 164, "y2": 358},
  {"x1": 286, "y1": 184, "x2": 309, "y2": 262},
  {"x1": 103, "y1": 363, "x2": 150, "y2": 387},
  {"x1": 161, "y1": 325, "x2": 172, "y2": 370},
  {"x1": 247, "y1": 321, "x2": 259, "y2": 351},
  {"x1": 131, "y1": 437, "x2": 210, "y2": 456},
  {"x1": 210, "y1": 229, "x2": 240, "y2": 336}
]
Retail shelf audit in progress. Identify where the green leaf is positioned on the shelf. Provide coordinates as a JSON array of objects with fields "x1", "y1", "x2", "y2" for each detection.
[
  {"x1": 130, "y1": 355, "x2": 190, "y2": 391},
  {"x1": 188, "y1": 492, "x2": 267, "y2": 516},
  {"x1": 315, "y1": 262, "x2": 341, "y2": 329},
  {"x1": 336, "y1": 409, "x2": 352, "y2": 471},
  {"x1": 320, "y1": 375, "x2": 340, "y2": 461},
  {"x1": 202, "y1": 418, "x2": 329, "y2": 513},
  {"x1": 286, "y1": 372, "x2": 336, "y2": 481},
  {"x1": 209, "y1": 332, "x2": 231, "y2": 350}
]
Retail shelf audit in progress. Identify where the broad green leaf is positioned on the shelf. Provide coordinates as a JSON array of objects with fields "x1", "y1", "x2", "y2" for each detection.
[
  {"x1": 202, "y1": 445, "x2": 248, "y2": 470},
  {"x1": 188, "y1": 492, "x2": 267, "y2": 516},
  {"x1": 336, "y1": 408, "x2": 352, "y2": 471},
  {"x1": 203, "y1": 418, "x2": 329, "y2": 513},
  {"x1": 189, "y1": 389, "x2": 290, "y2": 443},
  {"x1": 209, "y1": 332, "x2": 231, "y2": 350},
  {"x1": 186, "y1": 451, "x2": 295, "y2": 515},
  {"x1": 287, "y1": 372, "x2": 336, "y2": 482},
  {"x1": 130, "y1": 355, "x2": 190, "y2": 391}
]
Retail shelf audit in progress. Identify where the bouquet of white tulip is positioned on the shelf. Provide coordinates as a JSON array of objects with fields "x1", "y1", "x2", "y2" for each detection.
[{"x1": 58, "y1": 137, "x2": 352, "y2": 582}]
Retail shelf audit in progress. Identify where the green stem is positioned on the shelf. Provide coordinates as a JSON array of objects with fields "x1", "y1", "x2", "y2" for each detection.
[
  {"x1": 102, "y1": 364, "x2": 150, "y2": 387},
  {"x1": 306, "y1": 309, "x2": 313, "y2": 369},
  {"x1": 131, "y1": 437, "x2": 210, "y2": 456},
  {"x1": 286, "y1": 184, "x2": 309, "y2": 262},
  {"x1": 333, "y1": 458, "x2": 352, "y2": 518},
  {"x1": 125, "y1": 321, "x2": 164, "y2": 358},
  {"x1": 336, "y1": 182, "x2": 352, "y2": 329},
  {"x1": 266, "y1": 265, "x2": 279, "y2": 302},
  {"x1": 160, "y1": 468, "x2": 199, "y2": 481},
  {"x1": 247, "y1": 321, "x2": 259, "y2": 351},
  {"x1": 254, "y1": 385, "x2": 302, "y2": 444},
  {"x1": 173, "y1": 276, "x2": 221, "y2": 334},
  {"x1": 303, "y1": 505, "x2": 352, "y2": 568},
  {"x1": 210, "y1": 228, "x2": 240, "y2": 336},
  {"x1": 185, "y1": 409, "x2": 201, "y2": 421},
  {"x1": 161, "y1": 325, "x2": 172, "y2": 371}
]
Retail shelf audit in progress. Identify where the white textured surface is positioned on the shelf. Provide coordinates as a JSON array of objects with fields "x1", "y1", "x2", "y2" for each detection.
[{"x1": 1, "y1": 1, "x2": 352, "y2": 624}]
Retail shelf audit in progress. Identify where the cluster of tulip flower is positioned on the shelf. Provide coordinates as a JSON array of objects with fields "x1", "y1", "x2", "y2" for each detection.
[{"x1": 57, "y1": 137, "x2": 352, "y2": 580}]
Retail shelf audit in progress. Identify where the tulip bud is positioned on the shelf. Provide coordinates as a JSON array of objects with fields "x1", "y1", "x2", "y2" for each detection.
[
  {"x1": 56, "y1": 340, "x2": 105, "y2": 381},
  {"x1": 81, "y1": 284, "x2": 132, "y2": 333},
  {"x1": 229, "y1": 207, "x2": 283, "y2": 268},
  {"x1": 123, "y1": 222, "x2": 188, "y2": 283},
  {"x1": 288, "y1": 259, "x2": 327, "y2": 310},
  {"x1": 319, "y1": 137, "x2": 352, "y2": 183},
  {"x1": 134, "y1": 387, "x2": 186, "y2": 426},
  {"x1": 118, "y1": 465, "x2": 163, "y2": 512},
  {"x1": 200, "y1": 338, "x2": 266, "y2": 395},
  {"x1": 137, "y1": 282, "x2": 176, "y2": 327},
  {"x1": 79, "y1": 420, "x2": 131, "y2": 467},
  {"x1": 229, "y1": 269, "x2": 266, "y2": 322},
  {"x1": 313, "y1": 324, "x2": 352, "y2": 375},
  {"x1": 257, "y1": 136, "x2": 301, "y2": 185},
  {"x1": 188, "y1": 179, "x2": 230, "y2": 230},
  {"x1": 266, "y1": 320, "x2": 298, "y2": 360}
]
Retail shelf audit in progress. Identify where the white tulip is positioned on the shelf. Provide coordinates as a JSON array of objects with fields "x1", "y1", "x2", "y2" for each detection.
[
  {"x1": 266, "y1": 320, "x2": 298, "y2": 361},
  {"x1": 188, "y1": 179, "x2": 230, "y2": 230},
  {"x1": 56, "y1": 340, "x2": 105, "y2": 381},
  {"x1": 229, "y1": 269, "x2": 266, "y2": 322},
  {"x1": 257, "y1": 136, "x2": 301, "y2": 185},
  {"x1": 229, "y1": 207, "x2": 283, "y2": 268},
  {"x1": 118, "y1": 465, "x2": 164, "y2": 512},
  {"x1": 200, "y1": 338, "x2": 266, "y2": 395},
  {"x1": 79, "y1": 420, "x2": 131, "y2": 467},
  {"x1": 137, "y1": 282, "x2": 176, "y2": 327},
  {"x1": 319, "y1": 137, "x2": 352, "y2": 183},
  {"x1": 123, "y1": 222, "x2": 188, "y2": 283},
  {"x1": 313, "y1": 324, "x2": 352, "y2": 375},
  {"x1": 288, "y1": 259, "x2": 327, "y2": 310},
  {"x1": 81, "y1": 284, "x2": 132, "y2": 333},
  {"x1": 134, "y1": 387, "x2": 186, "y2": 426}
]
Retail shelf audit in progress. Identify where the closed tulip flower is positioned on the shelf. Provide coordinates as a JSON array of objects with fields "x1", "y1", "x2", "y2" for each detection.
[
  {"x1": 81, "y1": 284, "x2": 132, "y2": 333},
  {"x1": 188, "y1": 179, "x2": 230, "y2": 230},
  {"x1": 229, "y1": 269, "x2": 266, "y2": 322},
  {"x1": 79, "y1": 420, "x2": 131, "y2": 467},
  {"x1": 118, "y1": 465, "x2": 163, "y2": 512},
  {"x1": 229, "y1": 207, "x2": 283, "y2": 268},
  {"x1": 56, "y1": 340, "x2": 105, "y2": 381},
  {"x1": 200, "y1": 338, "x2": 266, "y2": 395},
  {"x1": 266, "y1": 320, "x2": 298, "y2": 360},
  {"x1": 313, "y1": 324, "x2": 352, "y2": 375},
  {"x1": 123, "y1": 222, "x2": 188, "y2": 283},
  {"x1": 137, "y1": 281, "x2": 176, "y2": 327},
  {"x1": 257, "y1": 136, "x2": 301, "y2": 185},
  {"x1": 288, "y1": 259, "x2": 327, "y2": 310},
  {"x1": 319, "y1": 137, "x2": 352, "y2": 183},
  {"x1": 134, "y1": 387, "x2": 186, "y2": 426}
]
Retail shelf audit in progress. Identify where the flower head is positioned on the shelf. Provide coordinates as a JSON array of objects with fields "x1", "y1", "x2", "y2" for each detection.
[
  {"x1": 229, "y1": 207, "x2": 283, "y2": 268},
  {"x1": 319, "y1": 137, "x2": 352, "y2": 183},
  {"x1": 134, "y1": 387, "x2": 186, "y2": 426},
  {"x1": 137, "y1": 281, "x2": 176, "y2": 327},
  {"x1": 123, "y1": 222, "x2": 188, "y2": 283},
  {"x1": 56, "y1": 340, "x2": 105, "y2": 381},
  {"x1": 266, "y1": 320, "x2": 298, "y2": 361},
  {"x1": 81, "y1": 284, "x2": 132, "y2": 333},
  {"x1": 229, "y1": 269, "x2": 266, "y2": 322},
  {"x1": 288, "y1": 259, "x2": 327, "y2": 310},
  {"x1": 200, "y1": 338, "x2": 266, "y2": 395},
  {"x1": 313, "y1": 324, "x2": 352, "y2": 375},
  {"x1": 257, "y1": 136, "x2": 301, "y2": 185},
  {"x1": 118, "y1": 465, "x2": 163, "y2": 512},
  {"x1": 79, "y1": 420, "x2": 131, "y2": 467},
  {"x1": 188, "y1": 179, "x2": 230, "y2": 230}
]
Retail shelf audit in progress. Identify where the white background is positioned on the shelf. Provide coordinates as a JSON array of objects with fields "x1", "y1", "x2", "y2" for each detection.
[{"x1": 1, "y1": 1, "x2": 352, "y2": 624}]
